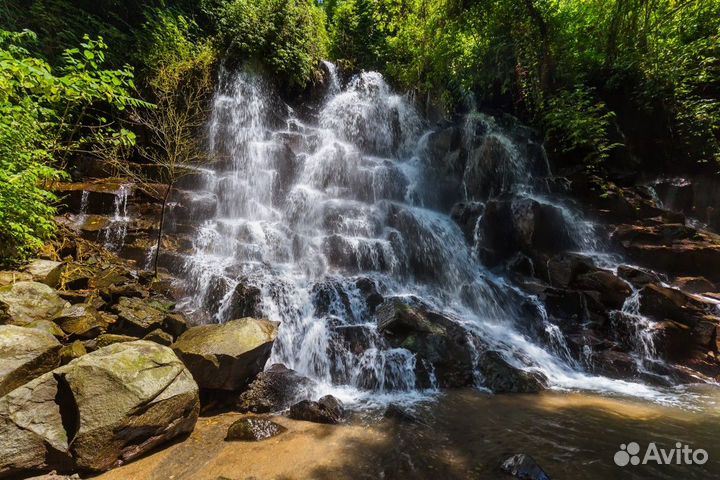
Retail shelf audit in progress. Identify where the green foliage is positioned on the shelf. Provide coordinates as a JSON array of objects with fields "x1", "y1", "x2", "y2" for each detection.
[
  {"x1": 0, "y1": 29, "x2": 144, "y2": 265},
  {"x1": 330, "y1": 0, "x2": 386, "y2": 71},
  {"x1": 218, "y1": 0, "x2": 329, "y2": 89},
  {"x1": 136, "y1": 9, "x2": 217, "y2": 94},
  {"x1": 543, "y1": 86, "x2": 620, "y2": 172},
  {"x1": 328, "y1": 0, "x2": 720, "y2": 171}
]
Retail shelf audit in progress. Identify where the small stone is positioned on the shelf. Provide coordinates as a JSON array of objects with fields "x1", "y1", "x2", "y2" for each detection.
[
  {"x1": 501, "y1": 453, "x2": 551, "y2": 480},
  {"x1": 225, "y1": 417, "x2": 287, "y2": 442},
  {"x1": 288, "y1": 395, "x2": 344, "y2": 424}
]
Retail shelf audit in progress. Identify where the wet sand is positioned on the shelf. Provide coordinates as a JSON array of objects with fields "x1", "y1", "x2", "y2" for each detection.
[{"x1": 97, "y1": 388, "x2": 720, "y2": 480}]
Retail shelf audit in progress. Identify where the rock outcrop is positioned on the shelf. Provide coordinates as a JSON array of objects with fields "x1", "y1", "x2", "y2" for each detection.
[{"x1": 376, "y1": 296, "x2": 476, "y2": 388}]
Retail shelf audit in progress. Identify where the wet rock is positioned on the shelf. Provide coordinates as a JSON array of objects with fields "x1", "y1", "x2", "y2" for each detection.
[
  {"x1": 376, "y1": 296, "x2": 476, "y2": 388},
  {"x1": 450, "y1": 201, "x2": 484, "y2": 242},
  {"x1": 172, "y1": 318, "x2": 278, "y2": 391},
  {"x1": 383, "y1": 403, "x2": 419, "y2": 423},
  {"x1": 464, "y1": 135, "x2": 521, "y2": 200},
  {"x1": 616, "y1": 265, "x2": 662, "y2": 289},
  {"x1": 501, "y1": 453, "x2": 551, "y2": 480},
  {"x1": 312, "y1": 280, "x2": 353, "y2": 319},
  {"x1": 225, "y1": 417, "x2": 287, "y2": 441},
  {"x1": 288, "y1": 395, "x2": 344, "y2": 424},
  {"x1": 0, "y1": 281, "x2": 69, "y2": 326},
  {"x1": 23, "y1": 260, "x2": 65, "y2": 288},
  {"x1": 592, "y1": 350, "x2": 637, "y2": 378},
  {"x1": 639, "y1": 284, "x2": 714, "y2": 326},
  {"x1": 355, "y1": 277, "x2": 384, "y2": 314},
  {"x1": 144, "y1": 328, "x2": 174, "y2": 346},
  {"x1": 572, "y1": 270, "x2": 632, "y2": 310},
  {"x1": 227, "y1": 282, "x2": 264, "y2": 320},
  {"x1": 612, "y1": 223, "x2": 720, "y2": 282},
  {"x1": 544, "y1": 253, "x2": 595, "y2": 288},
  {"x1": 236, "y1": 364, "x2": 315, "y2": 413},
  {"x1": 0, "y1": 325, "x2": 61, "y2": 397},
  {"x1": 478, "y1": 196, "x2": 576, "y2": 265},
  {"x1": 673, "y1": 276, "x2": 716, "y2": 294},
  {"x1": 58, "y1": 340, "x2": 87, "y2": 365},
  {"x1": 0, "y1": 341, "x2": 199, "y2": 476},
  {"x1": 53, "y1": 304, "x2": 115, "y2": 339},
  {"x1": 478, "y1": 351, "x2": 546, "y2": 393},
  {"x1": 638, "y1": 284, "x2": 720, "y2": 363},
  {"x1": 323, "y1": 234, "x2": 393, "y2": 272}
]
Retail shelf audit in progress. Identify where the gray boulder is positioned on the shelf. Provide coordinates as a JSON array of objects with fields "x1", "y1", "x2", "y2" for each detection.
[
  {"x1": 23, "y1": 260, "x2": 65, "y2": 289},
  {"x1": 172, "y1": 318, "x2": 278, "y2": 390},
  {"x1": 0, "y1": 341, "x2": 199, "y2": 477},
  {"x1": 0, "y1": 325, "x2": 61, "y2": 397},
  {"x1": 0, "y1": 282, "x2": 69, "y2": 326}
]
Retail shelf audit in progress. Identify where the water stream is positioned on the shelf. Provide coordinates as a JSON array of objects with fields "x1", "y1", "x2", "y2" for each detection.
[{"x1": 175, "y1": 67, "x2": 700, "y2": 407}]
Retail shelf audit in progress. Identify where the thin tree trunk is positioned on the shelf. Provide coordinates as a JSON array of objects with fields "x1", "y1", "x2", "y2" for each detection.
[{"x1": 154, "y1": 182, "x2": 173, "y2": 278}]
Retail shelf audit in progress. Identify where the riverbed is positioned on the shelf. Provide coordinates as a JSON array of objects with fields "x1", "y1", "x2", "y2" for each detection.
[{"x1": 96, "y1": 387, "x2": 720, "y2": 479}]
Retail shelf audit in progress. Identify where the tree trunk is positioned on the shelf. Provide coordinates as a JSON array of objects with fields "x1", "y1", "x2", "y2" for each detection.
[{"x1": 153, "y1": 182, "x2": 173, "y2": 278}]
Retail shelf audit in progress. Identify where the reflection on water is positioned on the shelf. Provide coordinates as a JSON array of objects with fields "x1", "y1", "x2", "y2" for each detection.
[
  {"x1": 98, "y1": 387, "x2": 720, "y2": 480},
  {"x1": 361, "y1": 388, "x2": 720, "y2": 479}
]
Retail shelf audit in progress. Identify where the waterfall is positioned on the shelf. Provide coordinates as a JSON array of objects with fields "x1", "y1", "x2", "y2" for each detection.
[{"x1": 178, "y1": 66, "x2": 671, "y2": 405}]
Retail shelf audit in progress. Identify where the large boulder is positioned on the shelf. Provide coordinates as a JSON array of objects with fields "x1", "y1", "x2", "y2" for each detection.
[
  {"x1": 0, "y1": 325, "x2": 61, "y2": 397},
  {"x1": 0, "y1": 341, "x2": 199, "y2": 477},
  {"x1": 0, "y1": 282, "x2": 69, "y2": 326},
  {"x1": 376, "y1": 296, "x2": 475, "y2": 388},
  {"x1": 477, "y1": 196, "x2": 576, "y2": 265},
  {"x1": 478, "y1": 351, "x2": 546, "y2": 393},
  {"x1": 236, "y1": 364, "x2": 315, "y2": 413},
  {"x1": 172, "y1": 318, "x2": 278, "y2": 391}
]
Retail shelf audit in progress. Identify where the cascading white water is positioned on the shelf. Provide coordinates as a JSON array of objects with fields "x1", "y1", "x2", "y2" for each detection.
[{"x1": 179, "y1": 66, "x2": 678, "y2": 405}]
